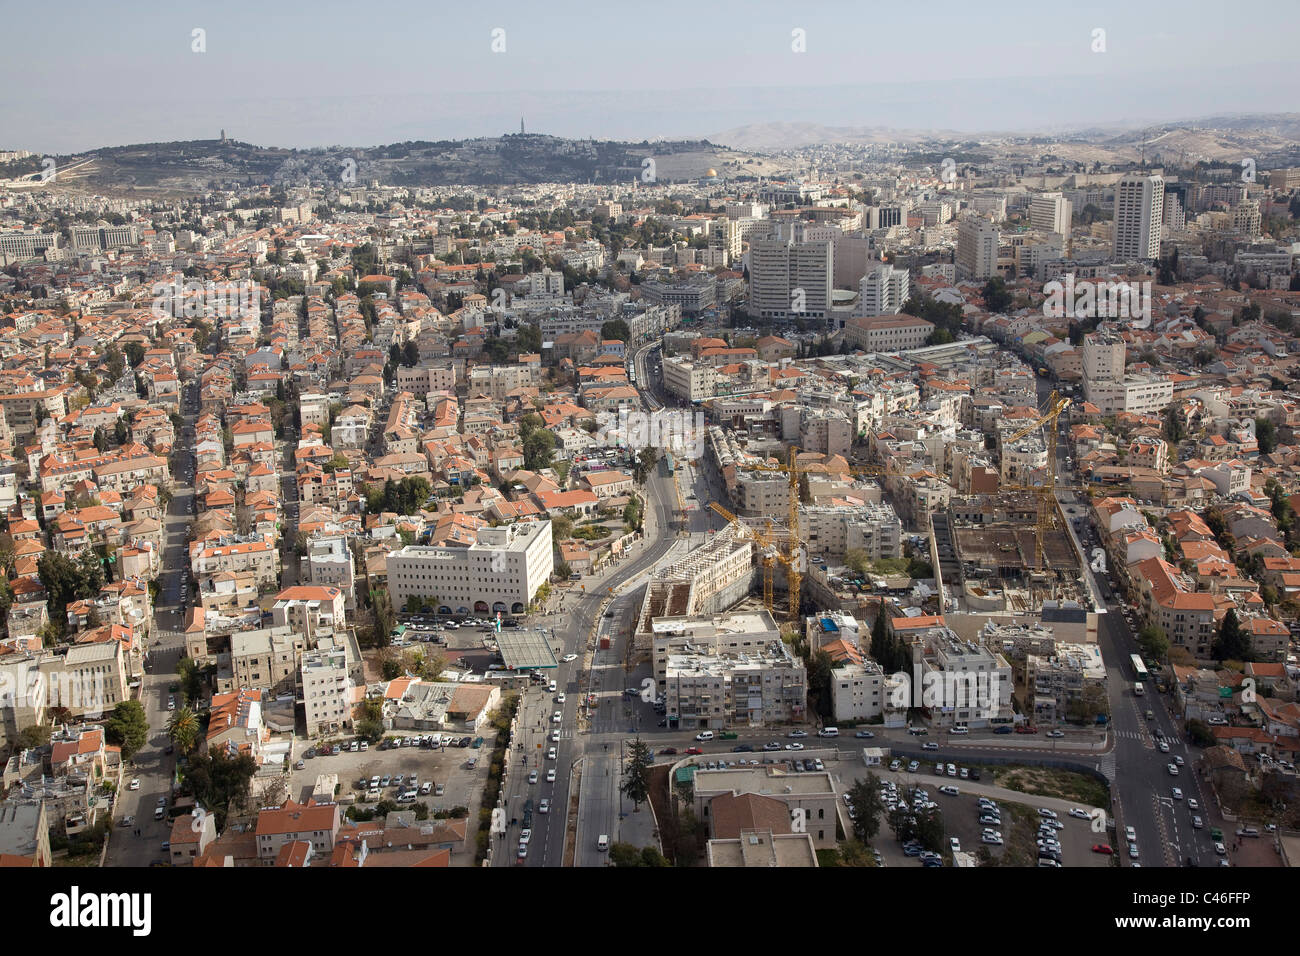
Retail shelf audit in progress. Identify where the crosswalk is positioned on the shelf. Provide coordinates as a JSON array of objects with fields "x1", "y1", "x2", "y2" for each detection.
[{"x1": 1112, "y1": 729, "x2": 1181, "y2": 746}]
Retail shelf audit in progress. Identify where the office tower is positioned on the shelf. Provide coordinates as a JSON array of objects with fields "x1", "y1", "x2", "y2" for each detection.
[
  {"x1": 956, "y1": 216, "x2": 1000, "y2": 281},
  {"x1": 1030, "y1": 192, "x2": 1073, "y2": 240},
  {"x1": 749, "y1": 236, "x2": 833, "y2": 320},
  {"x1": 1113, "y1": 174, "x2": 1165, "y2": 261}
]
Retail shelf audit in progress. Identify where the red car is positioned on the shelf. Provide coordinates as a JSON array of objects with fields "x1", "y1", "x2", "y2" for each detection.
[
  {"x1": 685, "y1": 747, "x2": 703, "y2": 755},
  {"x1": 1091, "y1": 843, "x2": 1113, "y2": 855},
  {"x1": 1015, "y1": 725, "x2": 1038, "y2": 735}
]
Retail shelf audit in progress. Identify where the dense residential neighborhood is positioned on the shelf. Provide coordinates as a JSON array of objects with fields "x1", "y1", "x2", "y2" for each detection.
[{"x1": 2, "y1": 8, "x2": 1300, "y2": 896}]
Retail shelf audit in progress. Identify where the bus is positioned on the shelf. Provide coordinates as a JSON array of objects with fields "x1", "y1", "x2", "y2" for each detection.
[{"x1": 1130, "y1": 654, "x2": 1149, "y2": 683}]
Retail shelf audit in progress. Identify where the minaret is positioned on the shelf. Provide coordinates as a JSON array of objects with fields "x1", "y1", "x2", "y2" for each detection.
[{"x1": 520, "y1": 117, "x2": 524, "y2": 135}]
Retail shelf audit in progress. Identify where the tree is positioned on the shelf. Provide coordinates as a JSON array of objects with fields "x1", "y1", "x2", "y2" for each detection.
[
  {"x1": 39, "y1": 549, "x2": 104, "y2": 638},
  {"x1": 402, "y1": 341, "x2": 420, "y2": 367},
  {"x1": 554, "y1": 561, "x2": 572, "y2": 580},
  {"x1": 1255, "y1": 418, "x2": 1276, "y2": 455},
  {"x1": 601, "y1": 319, "x2": 631, "y2": 342},
  {"x1": 1212, "y1": 609, "x2": 1251, "y2": 662},
  {"x1": 1186, "y1": 719, "x2": 1215, "y2": 748},
  {"x1": 981, "y1": 277, "x2": 1013, "y2": 315},
  {"x1": 93, "y1": 426, "x2": 108, "y2": 453},
  {"x1": 847, "y1": 774, "x2": 885, "y2": 843},
  {"x1": 633, "y1": 446, "x2": 660, "y2": 484},
  {"x1": 182, "y1": 749, "x2": 258, "y2": 828},
  {"x1": 17, "y1": 724, "x2": 52, "y2": 750},
  {"x1": 807, "y1": 650, "x2": 834, "y2": 721},
  {"x1": 356, "y1": 717, "x2": 384, "y2": 742},
  {"x1": 620, "y1": 737, "x2": 654, "y2": 810},
  {"x1": 166, "y1": 706, "x2": 200, "y2": 755},
  {"x1": 1136, "y1": 625, "x2": 1169, "y2": 662},
  {"x1": 551, "y1": 514, "x2": 573, "y2": 540},
  {"x1": 623, "y1": 496, "x2": 643, "y2": 532},
  {"x1": 176, "y1": 656, "x2": 204, "y2": 705},
  {"x1": 523, "y1": 429, "x2": 555, "y2": 472},
  {"x1": 104, "y1": 700, "x2": 148, "y2": 760},
  {"x1": 845, "y1": 548, "x2": 870, "y2": 576},
  {"x1": 113, "y1": 418, "x2": 129, "y2": 446}
]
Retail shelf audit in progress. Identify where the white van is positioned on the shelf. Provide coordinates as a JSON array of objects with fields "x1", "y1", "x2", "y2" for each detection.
[
  {"x1": 695, "y1": 730, "x2": 714, "y2": 741},
  {"x1": 950, "y1": 726, "x2": 969, "y2": 735},
  {"x1": 398, "y1": 789, "x2": 418, "y2": 803},
  {"x1": 817, "y1": 727, "x2": 839, "y2": 737},
  {"x1": 597, "y1": 834, "x2": 609, "y2": 852}
]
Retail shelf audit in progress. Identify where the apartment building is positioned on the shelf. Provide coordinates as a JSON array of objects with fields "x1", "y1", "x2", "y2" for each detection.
[
  {"x1": 228, "y1": 627, "x2": 305, "y2": 698},
  {"x1": 193, "y1": 538, "x2": 280, "y2": 588},
  {"x1": 387, "y1": 520, "x2": 553, "y2": 616},
  {"x1": 843, "y1": 314, "x2": 934, "y2": 352},
  {"x1": 1030, "y1": 192, "x2": 1073, "y2": 240},
  {"x1": 1024, "y1": 643, "x2": 1107, "y2": 725},
  {"x1": 830, "y1": 660, "x2": 888, "y2": 722},
  {"x1": 662, "y1": 355, "x2": 717, "y2": 403},
  {"x1": 255, "y1": 798, "x2": 341, "y2": 862},
  {"x1": 856, "y1": 263, "x2": 910, "y2": 317},
  {"x1": 302, "y1": 641, "x2": 353, "y2": 737},
  {"x1": 801, "y1": 502, "x2": 903, "y2": 562},
  {"x1": 1113, "y1": 174, "x2": 1165, "y2": 262},
  {"x1": 270, "y1": 585, "x2": 347, "y2": 637},
  {"x1": 956, "y1": 217, "x2": 1000, "y2": 281}
]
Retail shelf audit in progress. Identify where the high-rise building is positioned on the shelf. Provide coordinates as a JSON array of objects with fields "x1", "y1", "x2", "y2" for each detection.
[
  {"x1": 857, "y1": 263, "x2": 910, "y2": 316},
  {"x1": 1163, "y1": 183, "x2": 1189, "y2": 231},
  {"x1": 955, "y1": 216, "x2": 1000, "y2": 281},
  {"x1": 1113, "y1": 174, "x2": 1165, "y2": 261},
  {"x1": 1082, "y1": 332, "x2": 1125, "y2": 385},
  {"x1": 748, "y1": 236, "x2": 834, "y2": 320},
  {"x1": 1030, "y1": 192, "x2": 1073, "y2": 240}
]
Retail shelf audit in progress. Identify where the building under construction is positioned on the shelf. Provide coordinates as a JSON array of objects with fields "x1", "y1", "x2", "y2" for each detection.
[
  {"x1": 934, "y1": 492, "x2": 1094, "y2": 615},
  {"x1": 632, "y1": 525, "x2": 757, "y2": 651}
]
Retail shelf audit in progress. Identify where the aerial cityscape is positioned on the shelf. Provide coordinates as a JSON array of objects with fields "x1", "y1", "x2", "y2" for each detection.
[{"x1": 0, "y1": 6, "x2": 1297, "y2": 912}]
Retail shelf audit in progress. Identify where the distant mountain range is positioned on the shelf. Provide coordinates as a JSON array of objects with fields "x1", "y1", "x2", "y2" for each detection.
[{"x1": 18, "y1": 112, "x2": 1300, "y2": 197}]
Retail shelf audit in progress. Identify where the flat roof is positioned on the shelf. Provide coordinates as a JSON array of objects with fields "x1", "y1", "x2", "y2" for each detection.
[{"x1": 496, "y1": 629, "x2": 558, "y2": 671}]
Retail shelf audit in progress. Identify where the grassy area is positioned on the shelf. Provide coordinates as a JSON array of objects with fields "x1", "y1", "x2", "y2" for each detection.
[
  {"x1": 979, "y1": 802, "x2": 1040, "y2": 867},
  {"x1": 992, "y1": 765, "x2": 1111, "y2": 810}
]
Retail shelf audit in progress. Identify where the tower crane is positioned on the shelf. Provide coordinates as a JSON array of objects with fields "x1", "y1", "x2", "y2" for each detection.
[
  {"x1": 1002, "y1": 390, "x2": 1071, "y2": 569},
  {"x1": 743, "y1": 447, "x2": 907, "y2": 619}
]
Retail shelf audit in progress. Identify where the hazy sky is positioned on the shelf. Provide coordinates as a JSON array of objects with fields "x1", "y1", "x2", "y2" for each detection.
[{"x1": 3, "y1": 0, "x2": 1298, "y2": 153}]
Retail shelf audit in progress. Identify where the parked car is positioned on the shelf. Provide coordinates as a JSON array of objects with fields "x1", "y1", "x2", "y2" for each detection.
[{"x1": 1092, "y1": 843, "x2": 1114, "y2": 855}]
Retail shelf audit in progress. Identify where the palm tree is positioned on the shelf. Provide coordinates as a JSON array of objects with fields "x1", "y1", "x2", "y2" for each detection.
[{"x1": 167, "y1": 706, "x2": 200, "y2": 755}]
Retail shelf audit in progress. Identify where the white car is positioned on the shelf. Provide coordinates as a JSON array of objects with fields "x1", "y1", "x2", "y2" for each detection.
[
  {"x1": 128, "y1": 778, "x2": 140, "y2": 791},
  {"x1": 528, "y1": 771, "x2": 538, "y2": 784},
  {"x1": 1171, "y1": 787, "x2": 1183, "y2": 800},
  {"x1": 785, "y1": 742, "x2": 804, "y2": 751},
  {"x1": 539, "y1": 798, "x2": 550, "y2": 814},
  {"x1": 1158, "y1": 741, "x2": 1171, "y2": 753},
  {"x1": 1191, "y1": 815, "x2": 1203, "y2": 829},
  {"x1": 550, "y1": 730, "x2": 560, "y2": 743},
  {"x1": 547, "y1": 747, "x2": 557, "y2": 761},
  {"x1": 556, "y1": 693, "x2": 566, "y2": 704},
  {"x1": 1173, "y1": 755, "x2": 1184, "y2": 767},
  {"x1": 520, "y1": 828, "x2": 532, "y2": 844},
  {"x1": 546, "y1": 768, "x2": 556, "y2": 783},
  {"x1": 561, "y1": 654, "x2": 578, "y2": 663},
  {"x1": 1167, "y1": 763, "x2": 1179, "y2": 776},
  {"x1": 547, "y1": 681, "x2": 557, "y2": 693},
  {"x1": 1068, "y1": 807, "x2": 1090, "y2": 820},
  {"x1": 1187, "y1": 799, "x2": 1200, "y2": 811},
  {"x1": 1125, "y1": 826, "x2": 1137, "y2": 842},
  {"x1": 982, "y1": 832, "x2": 1003, "y2": 845},
  {"x1": 938, "y1": 785, "x2": 959, "y2": 796},
  {"x1": 949, "y1": 837, "x2": 961, "y2": 853},
  {"x1": 552, "y1": 711, "x2": 562, "y2": 724},
  {"x1": 1038, "y1": 808, "x2": 1058, "y2": 819}
]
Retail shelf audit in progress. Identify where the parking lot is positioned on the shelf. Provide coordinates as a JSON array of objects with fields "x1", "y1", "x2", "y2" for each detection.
[
  {"x1": 284, "y1": 736, "x2": 487, "y2": 815},
  {"x1": 842, "y1": 766, "x2": 1114, "y2": 868}
]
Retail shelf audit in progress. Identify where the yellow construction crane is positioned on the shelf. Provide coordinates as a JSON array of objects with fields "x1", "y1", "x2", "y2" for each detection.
[
  {"x1": 710, "y1": 502, "x2": 781, "y2": 615},
  {"x1": 1002, "y1": 390, "x2": 1071, "y2": 569},
  {"x1": 744, "y1": 447, "x2": 905, "y2": 619}
]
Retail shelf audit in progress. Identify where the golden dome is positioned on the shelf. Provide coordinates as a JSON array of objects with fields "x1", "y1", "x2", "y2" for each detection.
[{"x1": 706, "y1": 168, "x2": 717, "y2": 178}]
